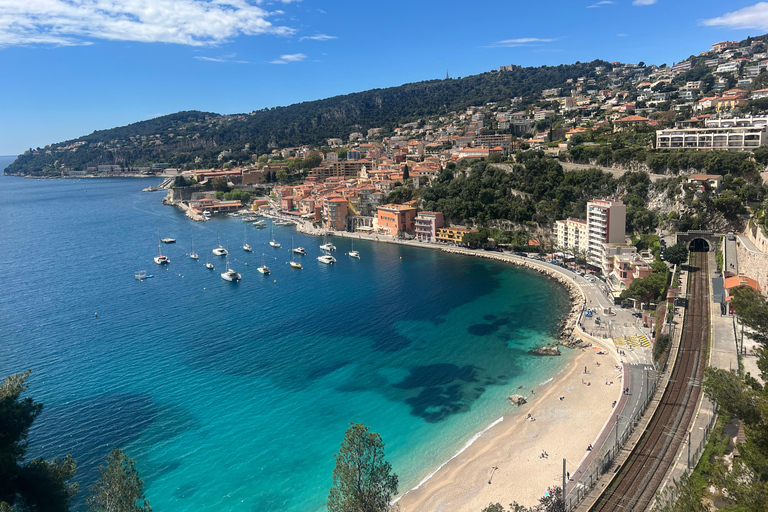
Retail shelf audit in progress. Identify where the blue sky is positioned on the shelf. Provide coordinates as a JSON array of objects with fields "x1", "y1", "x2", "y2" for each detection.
[{"x1": 1, "y1": 0, "x2": 768, "y2": 154}]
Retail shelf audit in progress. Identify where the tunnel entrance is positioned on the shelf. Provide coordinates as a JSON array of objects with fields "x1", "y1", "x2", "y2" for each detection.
[{"x1": 689, "y1": 238, "x2": 710, "y2": 252}]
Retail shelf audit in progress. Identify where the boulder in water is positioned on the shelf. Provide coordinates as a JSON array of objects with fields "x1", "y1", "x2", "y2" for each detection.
[{"x1": 508, "y1": 394, "x2": 527, "y2": 406}]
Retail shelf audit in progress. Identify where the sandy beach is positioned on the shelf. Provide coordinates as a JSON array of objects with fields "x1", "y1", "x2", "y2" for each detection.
[{"x1": 397, "y1": 348, "x2": 623, "y2": 511}]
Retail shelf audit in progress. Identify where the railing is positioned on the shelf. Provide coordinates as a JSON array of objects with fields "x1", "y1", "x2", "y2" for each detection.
[{"x1": 563, "y1": 372, "x2": 659, "y2": 511}]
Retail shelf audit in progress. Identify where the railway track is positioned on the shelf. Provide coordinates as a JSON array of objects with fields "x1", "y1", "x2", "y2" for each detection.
[{"x1": 589, "y1": 243, "x2": 709, "y2": 512}]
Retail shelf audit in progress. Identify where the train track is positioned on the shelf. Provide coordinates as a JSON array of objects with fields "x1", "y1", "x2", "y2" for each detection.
[{"x1": 589, "y1": 244, "x2": 709, "y2": 512}]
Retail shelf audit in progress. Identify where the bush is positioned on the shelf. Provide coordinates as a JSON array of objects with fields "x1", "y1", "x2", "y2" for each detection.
[{"x1": 654, "y1": 333, "x2": 671, "y2": 362}]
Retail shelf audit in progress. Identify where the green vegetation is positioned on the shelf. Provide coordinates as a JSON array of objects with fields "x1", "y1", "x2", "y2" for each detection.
[
  {"x1": 215, "y1": 189, "x2": 251, "y2": 202},
  {"x1": 0, "y1": 370, "x2": 78, "y2": 511},
  {"x1": 172, "y1": 176, "x2": 197, "y2": 188},
  {"x1": 87, "y1": 449, "x2": 151, "y2": 512},
  {"x1": 653, "y1": 333, "x2": 671, "y2": 363},
  {"x1": 481, "y1": 486, "x2": 565, "y2": 512},
  {"x1": 700, "y1": 287, "x2": 768, "y2": 510},
  {"x1": 327, "y1": 423, "x2": 398, "y2": 512},
  {"x1": 662, "y1": 243, "x2": 690, "y2": 267}
]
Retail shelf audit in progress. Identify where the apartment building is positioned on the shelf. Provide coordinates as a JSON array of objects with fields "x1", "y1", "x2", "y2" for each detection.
[
  {"x1": 555, "y1": 218, "x2": 588, "y2": 253},
  {"x1": 587, "y1": 199, "x2": 627, "y2": 270},
  {"x1": 656, "y1": 125, "x2": 767, "y2": 151},
  {"x1": 324, "y1": 196, "x2": 348, "y2": 231},
  {"x1": 414, "y1": 211, "x2": 445, "y2": 242},
  {"x1": 436, "y1": 227, "x2": 477, "y2": 244},
  {"x1": 376, "y1": 204, "x2": 417, "y2": 237}
]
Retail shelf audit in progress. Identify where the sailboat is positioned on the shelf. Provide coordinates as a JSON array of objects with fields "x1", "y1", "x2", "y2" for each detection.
[
  {"x1": 290, "y1": 238, "x2": 302, "y2": 269},
  {"x1": 348, "y1": 238, "x2": 360, "y2": 259},
  {"x1": 220, "y1": 253, "x2": 241, "y2": 282},
  {"x1": 154, "y1": 236, "x2": 170, "y2": 265},
  {"x1": 257, "y1": 253, "x2": 271, "y2": 274},
  {"x1": 213, "y1": 227, "x2": 228, "y2": 256},
  {"x1": 269, "y1": 223, "x2": 281, "y2": 248},
  {"x1": 205, "y1": 255, "x2": 214, "y2": 270},
  {"x1": 243, "y1": 226, "x2": 252, "y2": 252},
  {"x1": 317, "y1": 248, "x2": 336, "y2": 265},
  {"x1": 320, "y1": 232, "x2": 336, "y2": 251},
  {"x1": 190, "y1": 235, "x2": 199, "y2": 260}
]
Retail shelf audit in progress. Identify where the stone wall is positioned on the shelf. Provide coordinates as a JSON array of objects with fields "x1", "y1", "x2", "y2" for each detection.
[{"x1": 737, "y1": 223, "x2": 768, "y2": 293}]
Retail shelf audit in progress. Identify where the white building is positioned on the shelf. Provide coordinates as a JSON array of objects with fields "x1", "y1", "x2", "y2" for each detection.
[
  {"x1": 555, "y1": 218, "x2": 588, "y2": 253},
  {"x1": 656, "y1": 126, "x2": 767, "y2": 151},
  {"x1": 587, "y1": 199, "x2": 627, "y2": 271}
]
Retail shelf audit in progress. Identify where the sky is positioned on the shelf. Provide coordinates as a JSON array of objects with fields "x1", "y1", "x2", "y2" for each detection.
[{"x1": 2, "y1": 0, "x2": 768, "y2": 154}]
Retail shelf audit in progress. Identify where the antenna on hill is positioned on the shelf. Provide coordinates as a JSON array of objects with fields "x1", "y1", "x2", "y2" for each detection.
[{"x1": 446, "y1": 69, "x2": 449, "y2": 80}]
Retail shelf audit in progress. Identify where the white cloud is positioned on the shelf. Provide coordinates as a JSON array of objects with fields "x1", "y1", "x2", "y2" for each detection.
[
  {"x1": 270, "y1": 52, "x2": 306, "y2": 64},
  {"x1": 194, "y1": 53, "x2": 248, "y2": 63},
  {"x1": 0, "y1": 0, "x2": 296, "y2": 48},
  {"x1": 701, "y1": 2, "x2": 768, "y2": 30},
  {"x1": 489, "y1": 37, "x2": 556, "y2": 48},
  {"x1": 300, "y1": 33, "x2": 336, "y2": 41},
  {"x1": 587, "y1": 1, "x2": 613, "y2": 7},
  {"x1": 632, "y1": 0, "x2": 657, "y2": 5}
]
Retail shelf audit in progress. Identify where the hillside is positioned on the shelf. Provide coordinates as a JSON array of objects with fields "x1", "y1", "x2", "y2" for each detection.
[{"x1": 5, "y1": 61, "x2": 609, "y2": 176}]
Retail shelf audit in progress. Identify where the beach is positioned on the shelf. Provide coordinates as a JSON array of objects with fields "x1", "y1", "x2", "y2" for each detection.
[{"x1": 397, "y1": 348, "x2": 622, "y2": 510}]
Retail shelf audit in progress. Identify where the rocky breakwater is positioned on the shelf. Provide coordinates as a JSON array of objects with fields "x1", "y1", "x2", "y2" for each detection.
[{"x1": 162, "y1": 191, "x2": 207, "y2": 222}]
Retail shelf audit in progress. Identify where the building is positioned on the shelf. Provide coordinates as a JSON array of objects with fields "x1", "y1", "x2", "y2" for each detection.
[
  {"x1": 587, "y1": 199, "x2": 627, "y2": 270},
  {"x1": 436, "y1": 227, "x2": 477, "y2": 244},
  {"x1": 712, "y1": 41, "x2": 739, "y2": 52},
  {"x1": 324, "y1": 196, "x2": 348, "y2": 231},
  {"x1": 555, "y1": 218, "x2": 588, "y2": 253},
  {"x1": 687, "y1": 174, "x2": 723, "y2": 192},
  {"x1": 376, "y1": 204, "x2": 417, "y2": 237},
  {"x1": 309, "y1": 161, "x2": 367, "y2": 179},
  {"x1": 475, "y1": 134, "x2": 513, "y2": 152},
  {"x1": 414, "y1": 211, "x2": 445, "y2": 242},
  {"x1": 656, "y1": 126, "x2": 767, "y2": 151},
  {"x1": 613, "y1": 115, "x2": 650, "y2": 132},
  {"x1": 605, "y1": 246, "x2": 653, "y2": 293},
  {"x1": 724, "y1": 275, "x2": 761, "y2": 314}
]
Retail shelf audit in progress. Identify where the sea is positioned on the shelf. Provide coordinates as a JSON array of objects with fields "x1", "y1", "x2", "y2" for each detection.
[{"x1": 0, "y1": 159, "x2": 572, "y2": 511}]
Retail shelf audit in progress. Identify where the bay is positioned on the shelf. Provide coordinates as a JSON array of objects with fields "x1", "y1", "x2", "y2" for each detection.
[{"x1": 0, "y1": 170, "x2": 571, "y2": 511}]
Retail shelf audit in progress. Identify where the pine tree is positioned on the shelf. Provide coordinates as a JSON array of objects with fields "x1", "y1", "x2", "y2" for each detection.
[
  {"x1": 87, "y1": 449, "x2": 151, "y2": 512},
  {"x1": 327, "y1": 423, "x2": 398, "y2": 512}
]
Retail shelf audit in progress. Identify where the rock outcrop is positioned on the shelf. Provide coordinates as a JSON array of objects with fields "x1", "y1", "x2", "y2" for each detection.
[{"x1": 508, "y1": 394, "x2": 527, "y2": 406}]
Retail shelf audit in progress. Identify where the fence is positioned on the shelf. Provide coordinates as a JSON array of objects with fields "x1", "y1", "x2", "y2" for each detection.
[{"x1": 564, "y1": 371, "x2": 659, "y2": 511}]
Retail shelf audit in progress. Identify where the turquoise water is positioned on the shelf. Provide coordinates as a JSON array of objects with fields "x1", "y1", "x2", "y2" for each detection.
[{"x1": 0, "y1": 168, "x2": 571, "y2": 511}]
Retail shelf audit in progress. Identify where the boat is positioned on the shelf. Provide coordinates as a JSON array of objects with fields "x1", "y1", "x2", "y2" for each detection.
[
  {"x1": 320, "y1": 232, "x2": 336, "y2": 251},
  {"x1": 253, "y1": 221, "x2": 267, "y2": 229},
  {"x1": 269, "y1": 224, "x2": 281, "y2": 248},
  {"x1": 242, "y1": 215, "x2": 258, "y2": 222},
  {"x1": 293, "y1": 246, "x2": 307, "y2": 255},
  {"x1": 317, "y1": 250, "x2": 336, "y2": 265},
  {"x1": 212, "y1": 228, "x2": 228, "y2": 256},
  {"x1": 257, "y1": 253, "x2": 271, "y2": 275},
  {"x1": 348, "y1": 238, "x2": 360, "y2": 259},
  {"x1": 203, "y1": 210, "x2": 211, "y2": 219},
  {"x1": 220, "y1": 254, "x2": 241, "y2": 282},
  {"x1": 161, "y1": 237, "x2": 176, "y2": 244},
  {"x1": 290, "y1": 238, "x2": 302, "y2": 269},
  {"x1": 135, "y1": 270, "x2": 147, "y2": 280},
  {"x1": 243, "y1": 226, "x2": 252, "y2": 252},
  {"x1": 205, "y1": 255, "x2": 214, "y2": 269},
  {"x1": 154, "y1": 237, "x2": 170, "y2": 265},
  {"x1": 190, "y1": 235, "x2": 199, "y2": 260},
  {"x1": 274, "y1": 220, "x2": 292, "y2": 226}
]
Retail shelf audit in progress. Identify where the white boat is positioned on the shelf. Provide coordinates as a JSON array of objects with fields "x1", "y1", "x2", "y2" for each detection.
[
  {"x1": 293, "y1": 246, "x2": 307, "y2": 255},
  {"x1": 253, "y1": 221, "x2": 267, "y2": 229},
  {"x1": 213, "y1": 228, "x2": 228, "y2": 256},
  {"x1": 205, "y1": 256, "x2": 214, "y2": 270},
  {"x1": 274, "y1": 220, "x2": 292, "y2": 226},
  {"x1": 190, "y1": 235, "x2": 199, "y2": 260},
  {"x1": 290, "y1": 238, "x2": 302, "y2": 269},
  {"x1": 154, "y1": 238, "x2": 170, "y2": 265},
  {"x1": 348, "y1": 238, "x2": 360, "y2": 259},
  {"x1": 257, "y1": 253, "x2": 271, "y2": 275},
  {"x1": 243, "y1": 226, "x2": 252, "y2": 252},
  {"x1": 269, "y1": 224, "x2": 281, "y2": 248},
  {"x1": 203, "y1": 210, "x2": 212, "y2": 219},
  {"x1": 220, "y1": 255, "x2": 241, "y2": 282},
  {"x1": 317, "y1": 251, "x2": 336, "y2": 265},
  {"x1": 242, "y1": 215, "x2": 258, "y2": 222},
  {"x1": 161, "y1": 237, "x2": 176, "y2": 244}
]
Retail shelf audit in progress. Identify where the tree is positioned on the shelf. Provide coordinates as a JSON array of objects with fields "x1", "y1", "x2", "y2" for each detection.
[
  {"x1": 463, "y1": 230, "x2": 489, "y2": 248},
  {"x1": 663, "y1": 243, "x2": 689, "y2": 266},
  {"x1": 0, "y1": 371, "x2": 79, "y2": 511},
  {"x1": 327, "y1": 423, "x2": 398, "y2": 512},
  {"x1": 402, "y1": 164, "x2": 410, "y2": 181},
  {"x1": 480, "y1": 485, "x2": 565, "y2": 512},
  {"x1": 211, "y1": 176, "x2": 230, "y2": 192},
  {"x1": 87, "y1": 449, "x2": 151, "y2": 512},
  {"x1": 303, "y1": 153, "x2": 323, "y2": 170}
]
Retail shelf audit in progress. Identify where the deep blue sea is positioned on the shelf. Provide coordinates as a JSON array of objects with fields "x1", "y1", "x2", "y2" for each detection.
[{"x1": 0, "y1": 163, "x2": 571, "y2": 511}]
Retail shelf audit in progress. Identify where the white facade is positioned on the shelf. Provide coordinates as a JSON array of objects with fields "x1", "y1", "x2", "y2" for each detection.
[
  {"x1": 656, "y1": 126, "x2": 767, "y2": 151},
  {"x1": 587, "y1": 200, "x2": 627, "y2": 270},
  {"x1": 555, "y1": 218, "x2": 588, "y2": 253}
]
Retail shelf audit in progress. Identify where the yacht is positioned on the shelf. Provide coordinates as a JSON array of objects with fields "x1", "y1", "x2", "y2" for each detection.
[
  {"x1": 269, "y1": 224, "x2": 281, "y2": 248},
  {"x1": 205, "y1": 256, "x2": 214, "y2": 270},
  {"x1": 293, "y1": 246, "x2": 307, "y2": 256},
  {"x1": 320, "y1": 232, "x2": 336, "y2": 251},
  {"x1": 243, "y1": 226, "x2": 252, "y2": 252},
  {"x1": 220, "y1": 256, "x2": 241, "y2": 282},
  {"x1": 213, "y1": 228, "x2": 228, "y2": 256},
  {"x1": 257, "y1": 253, "x2": 271, "y2": 275},
  {"x1": 348, "y1": 239, "x2": 360, "y2": 259},
  {"x1": 190, "y1": 235, "x2": 199, "y2": 260},
  {"x1": 317, "y1": 251, "x2": 336, "y2": 265},
  {"x1": 161, "y1": 237, "x2": 176, "y2": 244},
  {"x1": 253, "y1": 221, "x2": 267, "y2": 229},
  {"x1": 203, "y1": 210, "x2": 212, "y2": 219},
  {"x1": 154, "y1": 239, "x2": 170, "y2": 265}
]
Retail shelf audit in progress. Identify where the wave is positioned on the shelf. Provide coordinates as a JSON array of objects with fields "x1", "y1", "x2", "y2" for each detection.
[{"x1": 394, "y1": 415, "x2": 506, "y2": 503}]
